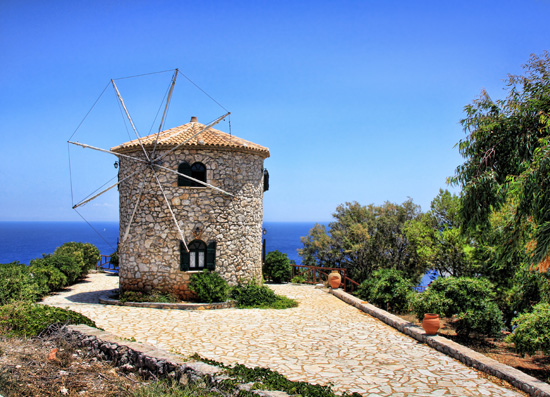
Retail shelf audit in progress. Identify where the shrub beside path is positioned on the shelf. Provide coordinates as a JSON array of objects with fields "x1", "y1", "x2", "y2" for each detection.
[{"x1": 42, "y1": 273, "x2": 522, "y2": 396}]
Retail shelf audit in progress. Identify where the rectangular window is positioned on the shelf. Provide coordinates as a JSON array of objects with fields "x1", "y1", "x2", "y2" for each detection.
[
  {"x1": 198, "y1": 251, "x2": 205, "y2": 268},
  {"x1": 190, "y1": 254, "x2": 196, "y2": 268}
]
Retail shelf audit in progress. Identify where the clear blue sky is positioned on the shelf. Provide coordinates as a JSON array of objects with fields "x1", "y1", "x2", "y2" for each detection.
[{"x1": 1, "y1": 0, "x2": 549, "y2": 222}]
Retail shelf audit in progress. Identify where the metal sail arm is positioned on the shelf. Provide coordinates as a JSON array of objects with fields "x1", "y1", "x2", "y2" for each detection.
[
  {"x1": 111, "y1": 79, "x2": 151, "y2": 162},
  {"x1": 68, "y1": 141, "x2": 149, "y2": 165},
  {"x1": 72, "y1": 166, "x2": 144, "y2": 209},
  {"x1": 157, "y1": 112, "x2": 230, "y2": 162},
  {"x1": 155, "y1": 164, "x2": 234, "y2": 197},
  {"x1": 121, "y1": 172, "x2": 148, "y2": 243},
  {"x1": 152, "y1": 69, "x2": 178, "y2": 159},
  {"x1": 150, "y1": 168, "x2": 189, "y2": 252}
]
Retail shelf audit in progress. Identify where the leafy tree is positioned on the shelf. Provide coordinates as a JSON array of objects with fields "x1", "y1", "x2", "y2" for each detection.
[
  {"x1": 405, "y1": 189, "x2": 477, "y2": 277},
  {"x1": 299, "y1": 199, "x2": 425, "y2": 283},
  {"x1": 448, "y1": 52, "x2": 550, "y2": 271},
  {"x1": 506, "y1": 267, "x2": 550, "y2": 319},
  {"x1": 299, "y1": 223, "x2": 338, "y2": 268}
]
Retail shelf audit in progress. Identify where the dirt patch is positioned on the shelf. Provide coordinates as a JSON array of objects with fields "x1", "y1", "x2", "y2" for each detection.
[
  {"x1": 399, "y1": 313, "x2": 550, "y2": 386},
  {"x1": 0, "y1": 326, "x2": 148, "y2": 396}
]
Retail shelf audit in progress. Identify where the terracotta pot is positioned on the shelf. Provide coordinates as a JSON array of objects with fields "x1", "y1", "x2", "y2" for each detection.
[
  {"x1": 422, "y1": 313, "x2": 440, "y2": 335},
  {"x1": 328, "y1": 271, "x2": 342, "y2": 289}
]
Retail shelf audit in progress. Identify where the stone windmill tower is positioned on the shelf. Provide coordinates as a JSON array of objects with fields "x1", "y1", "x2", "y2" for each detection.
[{"x1": 110, "y1": 116, "x2": 270, "y2": 299}]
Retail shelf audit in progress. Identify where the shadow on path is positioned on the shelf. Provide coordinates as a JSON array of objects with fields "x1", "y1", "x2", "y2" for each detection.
[{"x1": 63, "y1": 289, "x2": 117, "y2": 304}]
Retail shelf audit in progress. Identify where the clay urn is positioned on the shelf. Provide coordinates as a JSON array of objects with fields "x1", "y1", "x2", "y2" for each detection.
[
  {"x1": 328, "y1": 270, "x2": 342, "y2": 289},
  {"x1": 422, "y1": 313, "x2": 440, "y2": 335}
]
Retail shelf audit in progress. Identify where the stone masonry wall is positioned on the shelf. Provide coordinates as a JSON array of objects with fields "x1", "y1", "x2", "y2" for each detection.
[{"x1": 117, "y1": 147, "x2": 266, "y2": 299}]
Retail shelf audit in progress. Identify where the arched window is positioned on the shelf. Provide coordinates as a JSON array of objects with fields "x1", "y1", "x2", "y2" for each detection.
[
  {"x1": 180, "y1": 240, "x2": 216, "y2": 271},
  {"x1": 177, "y1": 162, "x2": 192, "y2": 186},
  {"x1": 191, "y1": 162, "x2": 206, "y2": 186},
  {"x1": 177, "y1": 161, "x2": 206, "y2": 187},
  {"x1": 263, "y1": 168, "x2": 269, "y2": 192}
]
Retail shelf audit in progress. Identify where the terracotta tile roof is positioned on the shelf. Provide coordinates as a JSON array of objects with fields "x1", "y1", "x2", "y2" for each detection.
[{"x1": 111, "y1": 119, "x2": 270, "y2": 158}]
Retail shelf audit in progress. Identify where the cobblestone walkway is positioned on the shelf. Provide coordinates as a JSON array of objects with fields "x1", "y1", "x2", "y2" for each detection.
[{"x1": 43, "y1": 273, "x2": 521, "y2": 396}]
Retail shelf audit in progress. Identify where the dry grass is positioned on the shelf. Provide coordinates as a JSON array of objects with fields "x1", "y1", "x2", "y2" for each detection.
[{"x1": 0, "y1": 326, "x2": 148, "y2": 396}]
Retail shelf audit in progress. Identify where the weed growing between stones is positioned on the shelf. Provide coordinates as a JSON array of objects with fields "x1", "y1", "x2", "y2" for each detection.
[{"x1": 192, "y1": 354, "x2": 362, "y2": 397}]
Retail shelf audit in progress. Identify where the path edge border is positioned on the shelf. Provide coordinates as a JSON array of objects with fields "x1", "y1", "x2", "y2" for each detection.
[
  {"x1": 65, "y1": 324, "x2": 289, "y2": 396},
  {"x1": 330, "y1": 288, "x2": 550, "y2": 397},
  {"x1": 98, "y1": 297, "x2": 236, "y2": 310}
]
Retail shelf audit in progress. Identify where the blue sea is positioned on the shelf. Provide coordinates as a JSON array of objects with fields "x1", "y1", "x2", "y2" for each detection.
[
  {"x1": 0, "y1": 221, "x2": 321, "y2": 266},
  {"x1": 0, "y1": 221, "x2": 432, "y2": 287}
]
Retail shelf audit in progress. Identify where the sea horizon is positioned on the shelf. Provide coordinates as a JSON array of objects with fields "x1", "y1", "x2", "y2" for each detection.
[{"x1": 0, "y1": 220, "x2": 323, "y2": 266}]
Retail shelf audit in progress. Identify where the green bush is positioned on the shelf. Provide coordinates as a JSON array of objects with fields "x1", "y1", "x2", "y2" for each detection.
[
  {"x1": 230, "y1": 282, "x2": 298, "y2": 309},
  {"x1": 356, "y1": 269, "x2": 414, "y2": 313},
  {"x1": 189, "y1": 270, "x2": 229, "y2": 303},
  {"x1": 29, "y1": 260, "x2": 69, "y2": 292},
  {"x1": 506, "y1": 302, "x2": 550, "y2": 356},
  {"x1": 34, "y1": 254, "x2": 81, "y2": 285},
  {"x1": 412, "y1": 276, "x2": 504, "y2": 336},
  {"x1": 263, "y1": 250, "x2": 292, "y2": 283},
  {"x1": 0, "y1": 262, "x2": 44, "y2": 305},
  {"x1": 54, "y1": 242, "x2": 100, "y2": 276},
  {"x1": 291, "y1": 275, "x2": 307, "y2": 284},
  {"x1": 0, "y1": 301, "x2": 96, "y2": 337}
]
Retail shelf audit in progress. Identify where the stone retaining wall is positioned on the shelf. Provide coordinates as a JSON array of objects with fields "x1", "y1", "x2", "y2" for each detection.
[
  {"x1": 65, "y1": 324, "x2": 289, "y2": 396},
  {"x1": 330, "y1": 288, "x2": 550, "y2": 397},
  {"x1": 98, "y1": 296, "x2": 236, "y2": 310}
]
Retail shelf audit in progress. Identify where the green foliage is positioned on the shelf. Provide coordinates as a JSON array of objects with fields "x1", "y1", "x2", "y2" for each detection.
[
  {"x1": 193, "y1": 354, "x2": 361, "y2": 397},
  {"x1": 189, "y1": 270, "x2": 229, "y2": 303},
  {"x1": 0, "y1": 262, "x2": 44, "y2": 304},
  {"x1": 109, "y1": 249, "x2": 119, "y2": 267},
  {"x1": 263, "y1": 250, "x2": 292, "y2": 283},
  {"x1": 230, "y1": 283, "x2": 298, "y2": 309},
  {"x1": 299, "y1": 223, "x2": 335, "y2": 268},
  {"x1": 119, "y1": 290, "x2": 179, "y2": 303},
  {"x1": 132, "y1": 378, "x2": 235, "y2": 396},
  {"x1": 290, "y1": 275, "x2": 307, "y2": 283},
  {"x1": 412, "y1": 277, "x2": 504, "y2": 336},
  {"x1": 0, "y1": 301, "x2": 96, "y2": 337},
  {"x1": 54, "y1": 242, "x2": 100, "y2": 276},
  {"x1": 355, "y1": 269, "x2": 414, "y2": 313},
  {"x1": 448, "y1": 52, "x2": 550, "y2": 269},
  {"x1": 405, "y1": 189, "x2": 478, "y2": 277},
  {"x1": 506, "y1": 267, "x2": 550, "y2": 318},
  {"x1": 506, "y1": 302, "x2": 550, "y2": 356},
  {"x1": 29, "y1": 262, "x2": 68, "y2": 292},
  {"x1": 33, "y1": 254, "x2": 81, "y2": 285},
  {"x1": 300, "y1": 199, "x2": 426, "y2": 284}
]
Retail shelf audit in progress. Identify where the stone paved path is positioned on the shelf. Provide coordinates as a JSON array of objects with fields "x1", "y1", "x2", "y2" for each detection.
[{"x1": 43, "y1": 273, "x2": 522, "y2": 396}]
